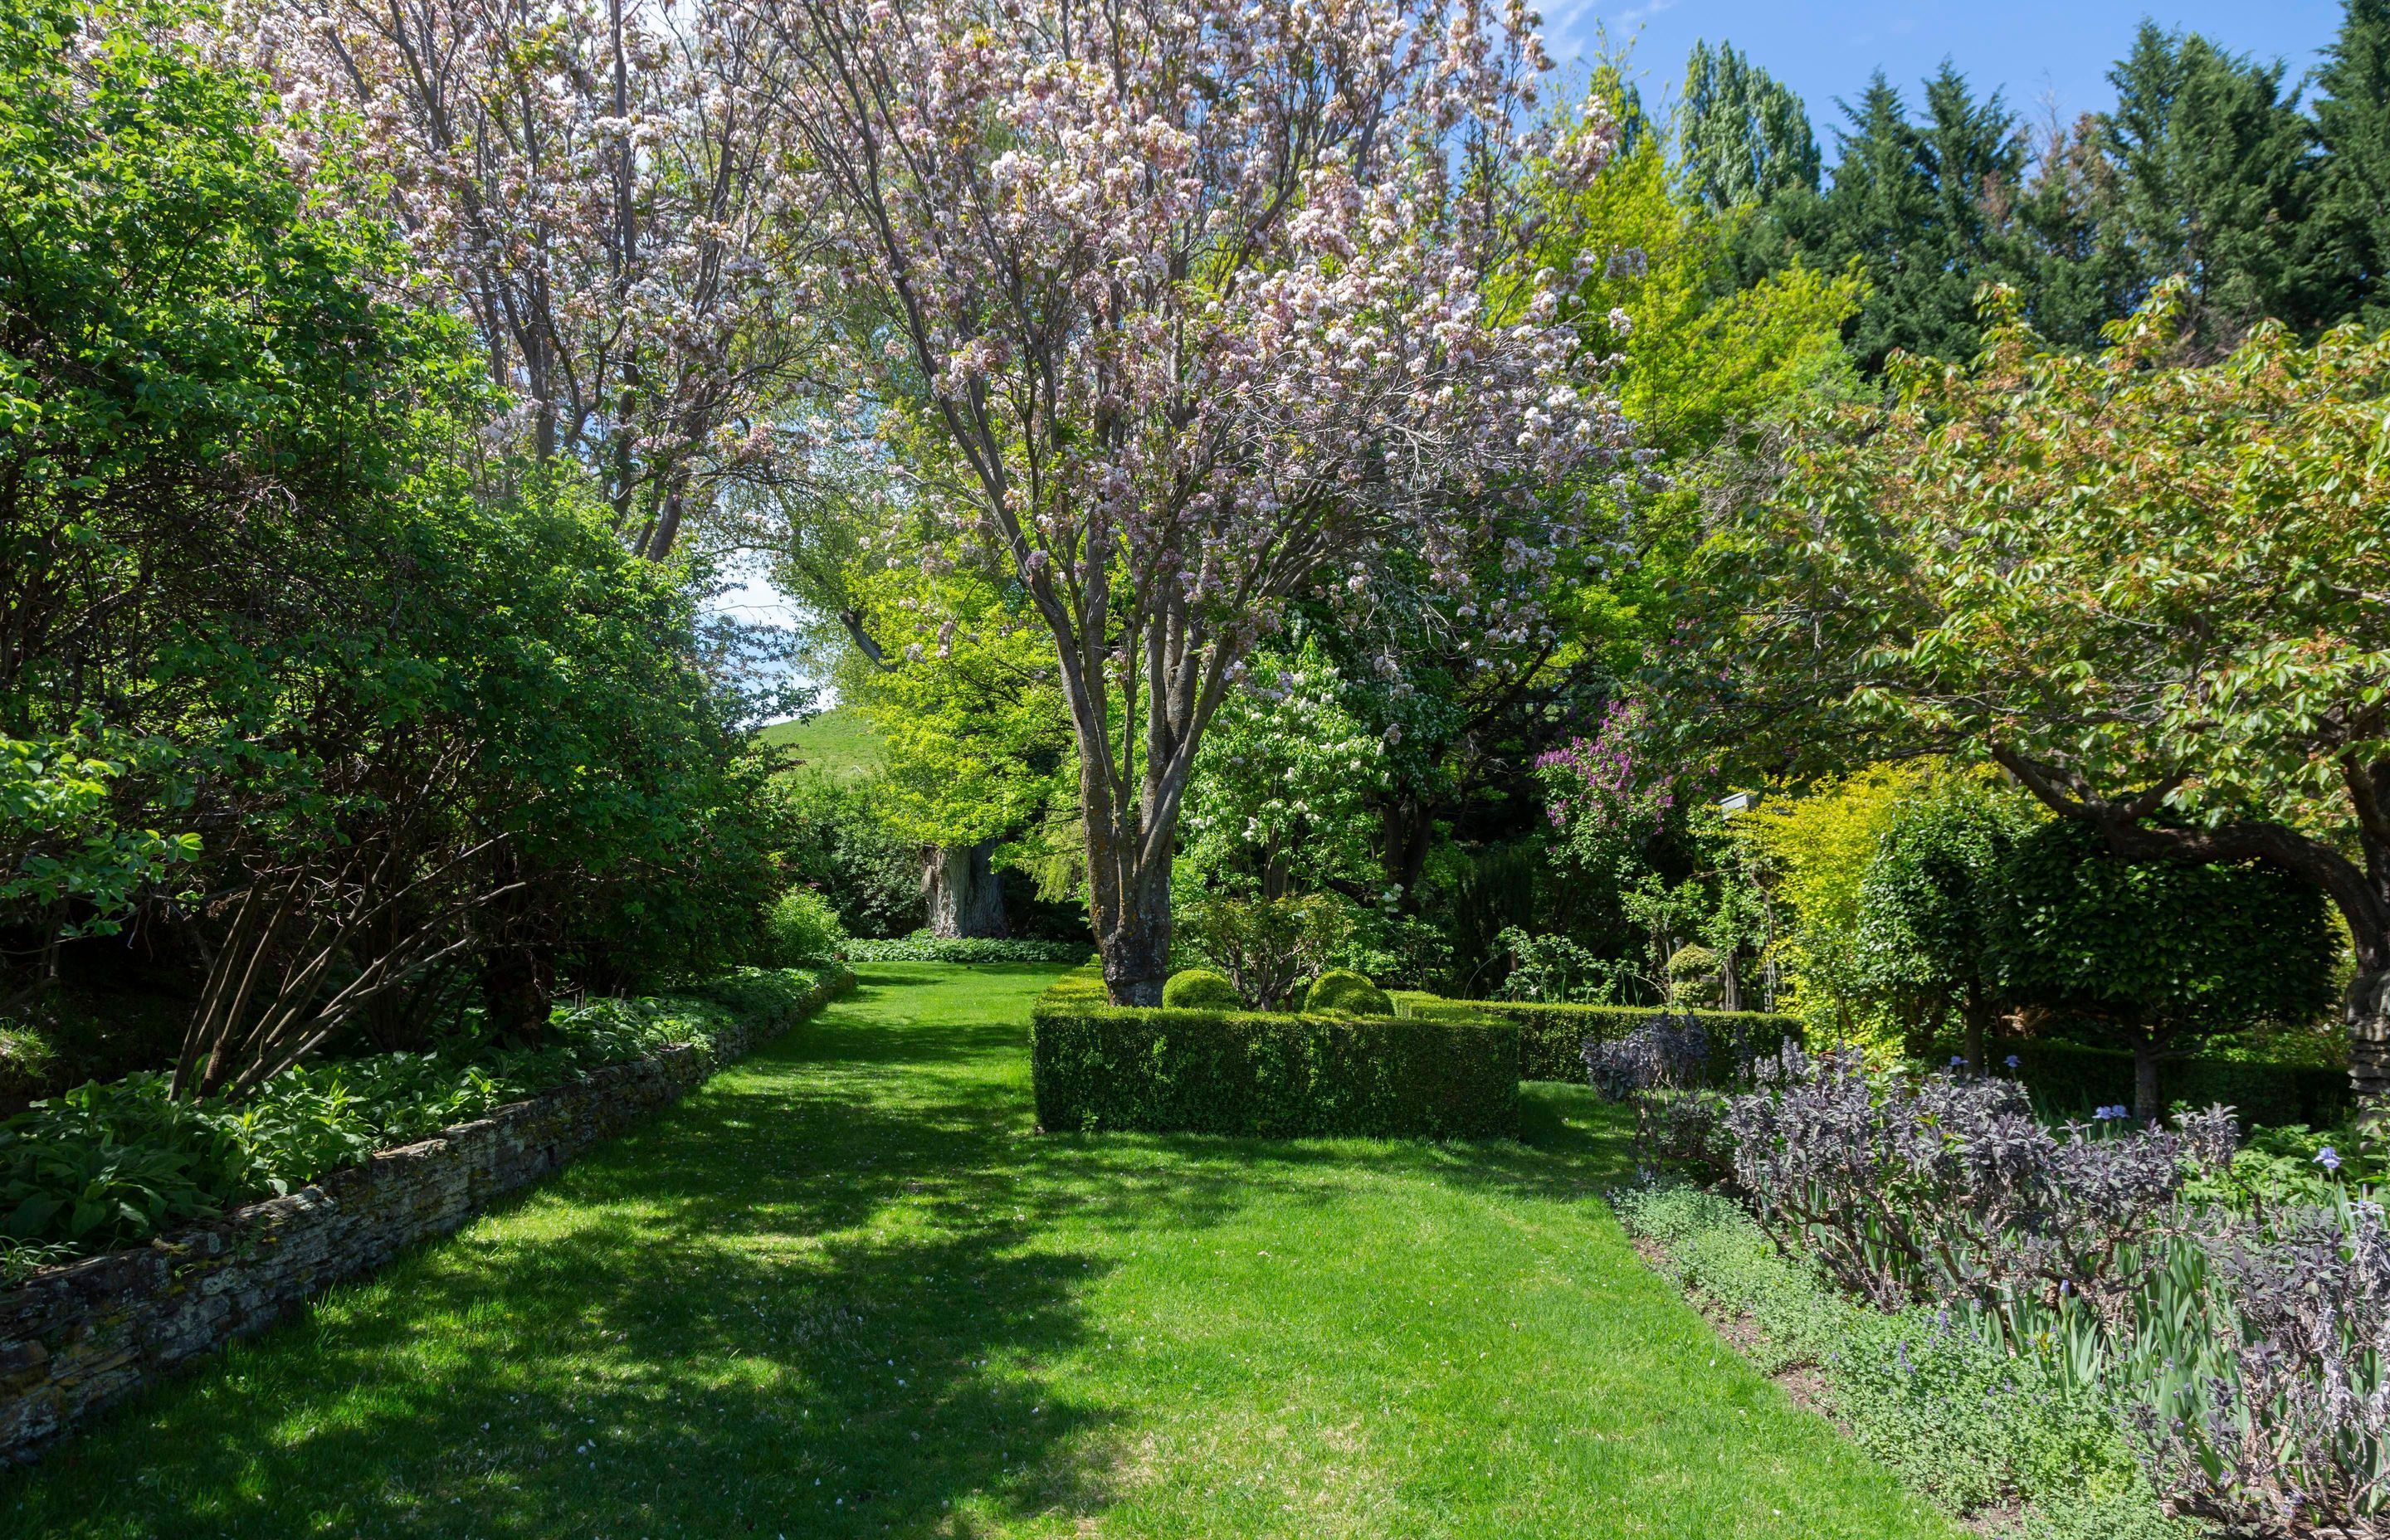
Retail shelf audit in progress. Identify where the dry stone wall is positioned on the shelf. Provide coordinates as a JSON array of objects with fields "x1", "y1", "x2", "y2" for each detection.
[{"x1": 0, "y1": 967, "x2": 851, "y2": 1461}]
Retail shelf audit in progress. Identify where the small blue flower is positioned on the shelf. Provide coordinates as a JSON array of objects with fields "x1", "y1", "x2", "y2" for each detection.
[
  {"x1": 1949, "y1": 1055, "x2": 1965, "y2": 1069},
  {"x1": 2004, "y1": 1055, "x2": 2020, "y2": 1070},
  {"x1": 2316, "y1": 1146, "x2": 2344, "y2": 1172}
]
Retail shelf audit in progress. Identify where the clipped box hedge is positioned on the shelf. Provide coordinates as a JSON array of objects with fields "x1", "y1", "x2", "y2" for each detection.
[
  {"x1": 1394, "y1": 993, "x2": 1802, "y2": 1083},
  {"x1": 1990, "y1": 1037, "x2": 2352, "y2": 1127},
  {"x1": 1030, "y1": 969, "x2": 1518, "y2": 1138}
]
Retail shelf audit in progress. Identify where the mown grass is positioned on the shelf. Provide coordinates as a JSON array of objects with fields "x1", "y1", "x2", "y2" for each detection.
[
  {"x1": 758, "y1": 705, "x2": 884, "y2": 779},
  {"x1": 2, "y1": 964, "x2": 1958, "y2": 1538}
]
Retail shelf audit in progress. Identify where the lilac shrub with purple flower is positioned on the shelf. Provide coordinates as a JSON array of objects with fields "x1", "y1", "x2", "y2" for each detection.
[{"x1": 1534, "y1": 699, "x2": 1679, "y2": 865}]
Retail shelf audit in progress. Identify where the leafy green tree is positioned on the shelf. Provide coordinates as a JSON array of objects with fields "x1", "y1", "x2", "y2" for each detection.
[
  {"x1": 2315, "y1": 0, "x2": 2390, "y2": 328},
  {"x1": 1310, "y1": 129, "x2": 1858, "y2": 963},
  {"x1": 840, "y1": 564, "x2": 1077, "y2": 938},
  {"x1": 1991, "y1": 823, "x2": 2339, "y2": 1121},
  {"x1": 1678, "y1": 41, "x2": 1820, "y2": 212},
  {"x1": 1851, "y1": 774, "x2": 2039, "y2": 1071},
  {"x1": 1679, "y1": 285, "x2": 2390, "y2": 1095},
  {"x1": 2099, "y1": 23, "x2": 2336, "y2": 348}
]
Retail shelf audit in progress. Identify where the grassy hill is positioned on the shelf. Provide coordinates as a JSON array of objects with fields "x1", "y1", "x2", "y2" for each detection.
[{"x1": 757, "y1": 706, "x2": 885, "y2": 780}]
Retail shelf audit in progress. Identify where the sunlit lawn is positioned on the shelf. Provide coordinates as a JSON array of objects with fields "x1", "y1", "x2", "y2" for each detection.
[
  {"x1": 757, "y1": 706, "x2": 885, "y2": 780},
  {"x1": 3, "y1": 962, "x2": 1956, "y2": 1538}
]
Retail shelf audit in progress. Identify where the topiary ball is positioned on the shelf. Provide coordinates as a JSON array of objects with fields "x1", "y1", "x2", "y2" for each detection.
[
  {"x1": 1305, "y1": 968, "x2": 1393, "y2": 1016},
  {"x1": 1162, "y1": 967, "x2": 1244, "y2": 1011}
]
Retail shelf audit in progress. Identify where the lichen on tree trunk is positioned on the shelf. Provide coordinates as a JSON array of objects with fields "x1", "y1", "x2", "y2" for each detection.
[
  {"x1": 922, "y1": 841, "x2": 1007, "y2": 939},
  {"x1": 2349, "y1": 966, "x2": 2390, "y2": 1100}
]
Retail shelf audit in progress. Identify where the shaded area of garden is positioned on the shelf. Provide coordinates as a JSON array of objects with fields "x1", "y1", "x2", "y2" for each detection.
[{"x1": 1, "y1": 964, "x2": 1954, "y2": 1539}]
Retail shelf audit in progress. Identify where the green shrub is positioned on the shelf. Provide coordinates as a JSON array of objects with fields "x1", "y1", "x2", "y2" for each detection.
[
  {"x1": 1664, "y1": 944, "x2": 1723, "y2": 1007},
  {"x1": 1304, "y1": 968, "x2": 1392, "y2": 1016},
  {"x1": 1031, "y1": 967, "x2": 1517, "y2": 1138},
  {"x1": 845, "y1": 937, "x2": 1094, "y2": 964},
  {"x1": 1177, "y1": 894, "x2": 1349, "y2": 1011},
  {"x1": 0, "y1": 1021, "x2": 57, "y2": 1100},
  {"x1": 766, "y1": 770, "x2": 924, "y2": 938},
  {"x1": 763, "y1": 887, "x2": 849, "y2": 966},
  {"x1": 1162, "y1": 968, "x2": 1243, "y2": 1011},
  {"x1": 1397, "y1": 993, "x2": 1802, "y2": 1083},
  {"x1": 0, "y1": 966, "x2": 851, "y2": 1279}
]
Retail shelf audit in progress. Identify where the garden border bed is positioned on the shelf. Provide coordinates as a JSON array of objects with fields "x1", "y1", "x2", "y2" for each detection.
[{"x1": 0, "y1": 966, "x2": 852, "y2": 1463}]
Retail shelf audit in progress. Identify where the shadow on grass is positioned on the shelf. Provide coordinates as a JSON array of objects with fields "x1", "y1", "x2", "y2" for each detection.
[
  {"x1": 7, "y1": 1006, "x2": 1116, "y2": 1537},
  {"x1": 5, "y1": 971, "x2": 1636, "y2": 1538}
]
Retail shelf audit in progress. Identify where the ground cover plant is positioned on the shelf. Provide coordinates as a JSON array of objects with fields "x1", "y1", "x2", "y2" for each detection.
[
  {"x1": 844, "y1": 938, "x2": 1094, "y2": 965},
  {"x1": 0, "y1": 963, "x2": 1960, "y2": 1539}
]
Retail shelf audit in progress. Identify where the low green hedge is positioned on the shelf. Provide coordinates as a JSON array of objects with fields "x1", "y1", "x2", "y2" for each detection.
[
  {"x1": 1989, "y1": 1037, "x2": 2352, "y2": 1128},
  {"x1": 1388, "y1": 991, "x2": 2349, "y2": 1125},
  {"x1": 1031, "y1": 968, "x2": 1518, "y2": 1138},
  {"x1": 1395, "y1": 995, "x2": 1802, "y2": 1083},
  {"x1": 846, "y1": 937, "x2": 1095, "y2": 964}
]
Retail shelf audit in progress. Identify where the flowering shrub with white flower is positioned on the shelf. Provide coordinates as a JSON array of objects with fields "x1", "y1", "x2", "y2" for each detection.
[
  {"x1": 1178, "y1": 645, "x2": 1386, "y2": 901},
  {"x1": 237, "y1": 0, "x2": 820, "y2": 556}
]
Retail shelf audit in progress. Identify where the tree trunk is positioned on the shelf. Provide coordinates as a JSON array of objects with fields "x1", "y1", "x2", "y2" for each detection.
[
  {"x1": 1091, "y1": 859, "x2": 1172, "y2": 1006},
  {"x1": 1719, "y1": 944, "x2": 1742, "y2": 1013},
  {"x1": 922, "y1": 841, "x2": 1007, "y2": 938},
  {"x1": 1959, "y1": 988, "x2": 1992, "y2": 1076},
  {"x1": 2133, "y1": 1036, "x2": 2162, "y2": 1126},
  {"x1": 480, "y1": 938, "x2": 553, "y2": 1047},
  {"x1": 1380, "y1": 792, "x2": 1433, "y2": 907},
  {"x1": 2350, "y1": 963, "x2": 2390, "y2": 1100}
]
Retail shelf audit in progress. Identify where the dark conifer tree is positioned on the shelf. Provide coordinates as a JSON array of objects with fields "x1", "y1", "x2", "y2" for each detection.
[
  {"x1": 2314, "y1": 0, "x2": 2390, "y2": 325},
  {"x1": 1781, "y1": 66, "x2": 2027, "y2": 370},
  {"x1": 2099, "y1": 23, "x2": 2334, "y2": 348}
]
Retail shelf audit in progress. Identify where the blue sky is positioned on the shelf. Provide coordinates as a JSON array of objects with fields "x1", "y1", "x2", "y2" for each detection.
[{"x1": 1545, "y1": 1, "x2": 2349, "y2": 147}]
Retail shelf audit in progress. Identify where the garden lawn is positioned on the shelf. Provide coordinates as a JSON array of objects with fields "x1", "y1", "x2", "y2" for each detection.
[
  {"x1": 1, "y1": 963, "x2": 1957, "y2": 1539},
  {"x1": 758, "y1": 706, "x2": 885, "y2": 779}
]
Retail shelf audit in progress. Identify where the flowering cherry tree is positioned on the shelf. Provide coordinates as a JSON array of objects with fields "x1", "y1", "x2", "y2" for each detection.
[
  {"x1": 237, "y1": 0, "x2": 819, "y2": 557},
  {"x1": 757, "y1": 0, "x2": 1630, "y2": 1001}
]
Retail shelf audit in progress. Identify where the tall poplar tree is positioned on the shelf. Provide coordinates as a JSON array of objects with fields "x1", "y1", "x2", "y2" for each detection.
[{"x1": 1678, "y1": 41, "x2": 1821, "y2": 211}]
